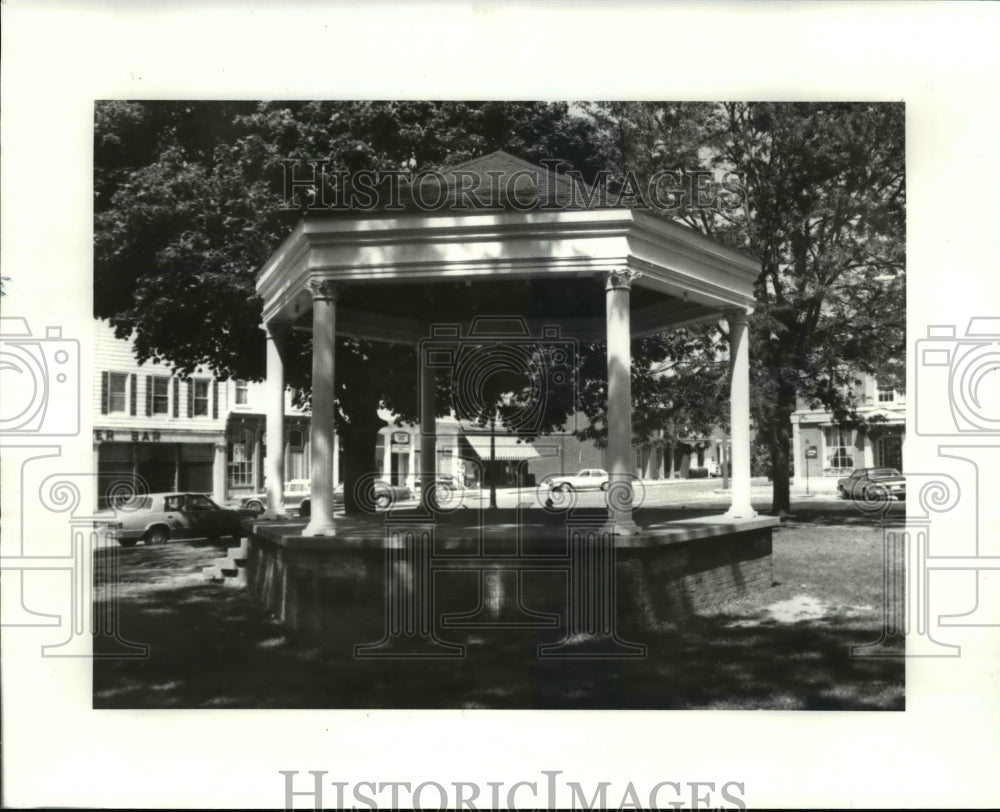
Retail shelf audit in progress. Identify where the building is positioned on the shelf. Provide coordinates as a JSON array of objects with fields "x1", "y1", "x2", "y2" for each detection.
[
  {"x1": 92, "y1": 319, "x2": 315, "y2": 508},
  {"x1": 94, "y1": 317, "x2": 730, "y2": 509},
  {"x1": 790, "y1": 374, "x2": 905, "y2": 486},
  {"x1": 634, "y1": 428, "x2": 728, "y2": 480}
]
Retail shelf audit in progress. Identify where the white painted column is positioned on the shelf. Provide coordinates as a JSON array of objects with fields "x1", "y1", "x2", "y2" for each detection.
[
  {"x1": 725, "y1": 309, "x2": 757, "y2": 519},
  {"x1": 790, "y1": 413, "x2": 802, "y2": 488},
  {"x1": 420, "y1": 357, "x2": 437, "y2": 512},
  {"x1": 264, "y1": 322, "x2": 288, "y2": 516},
  {"x1": 304, "y1": 280, "x2": 338, "y2": 536},
  {"x1": 93, "y1": 445, "x2": 101, "y2": 509},
  {"x1": 212, "y1": 442, "x2": 226, "y2": 504},
  {"x1": 605, "y1": 268, "x2": 640, "y2": 533},
  {"x1": 332, "y1": 431, "x2": 340, "y2": 487},
  {"x1": 863, "y1": 434, "x2": 875, "y2": 468}
]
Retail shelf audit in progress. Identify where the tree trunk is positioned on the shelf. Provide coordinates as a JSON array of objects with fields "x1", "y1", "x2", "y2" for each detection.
[
  {"x1": 769, "y1": 389, "x2": 795, "y2": 515},
  {"x1": 339, "y1": 415, "x2": 387, "y2": 515}
]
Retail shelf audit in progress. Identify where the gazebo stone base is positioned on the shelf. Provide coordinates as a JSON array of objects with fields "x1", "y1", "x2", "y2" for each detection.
[{"x1": 245, "y1": 513, "x2": 778, "y2": 651}]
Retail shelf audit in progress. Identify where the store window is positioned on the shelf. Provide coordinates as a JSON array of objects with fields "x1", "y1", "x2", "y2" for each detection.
[
  {"x1": 227, "y1": 426, "x2": 256, "y2": 488},
  {"x1": 287, "y1": 428, "x2": 307, "y2": 480},
  {"x1": 824, "y1": 426, "x2": 856, "y2": 473}
]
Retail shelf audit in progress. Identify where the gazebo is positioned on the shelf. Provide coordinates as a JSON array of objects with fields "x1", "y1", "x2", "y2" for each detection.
[
  {"x1": 244, "y1": 153, "x2": 778, "y2": 648},
  {"x1": 256, "y1": 151, "x2": 761, "y2": 534}
]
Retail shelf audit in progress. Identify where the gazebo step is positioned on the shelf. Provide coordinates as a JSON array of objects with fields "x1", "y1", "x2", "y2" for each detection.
[{"x1": 202, "y1": 564, "x2": 224, "y2": 583}]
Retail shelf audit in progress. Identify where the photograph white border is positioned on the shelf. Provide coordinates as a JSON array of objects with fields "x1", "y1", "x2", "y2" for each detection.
[{"x1": 2, "y1": 1, "x2": 999, "y2": 808}]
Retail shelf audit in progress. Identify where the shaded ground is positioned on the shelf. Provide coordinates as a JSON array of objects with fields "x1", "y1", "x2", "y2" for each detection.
[{"x1": 93, "y1": 502, "x2": 904, "y2": 710}]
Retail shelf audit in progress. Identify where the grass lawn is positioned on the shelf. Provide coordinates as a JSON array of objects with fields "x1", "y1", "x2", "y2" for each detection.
[{"x1": 93, "y1": 511, "x2": 904, "y2": 710}]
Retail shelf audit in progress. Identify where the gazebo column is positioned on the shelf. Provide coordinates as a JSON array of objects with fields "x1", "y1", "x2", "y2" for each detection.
[
  {"x1": 303, "y1": 280, "x2": 339, "y2": 536},
  {"x1": 419, "y1": 358, "x2": 437, "y2": 512},
  {"x1": 605, "y1": 268, "x2": 640, "y2": 534},
  {"x1": 263, "y1": 321, "x2": 288, "y2": 516},
  {"x1": 725, "y1": 308, "x2": 757, "y2": 519}
]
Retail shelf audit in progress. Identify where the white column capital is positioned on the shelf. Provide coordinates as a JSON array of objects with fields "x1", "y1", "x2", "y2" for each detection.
[
  {"x1": 725, "y1": 307, "x2": 752, "y2": 325},
  {"x1": 606, "y1": 268, "x2": 641, "y2": 292},
  {"x1": 308, "y1": 279, "x2": 340, "y2": 302},
  {"x1": 261, "y1": 320, "x2": 292, "y2": 342}
]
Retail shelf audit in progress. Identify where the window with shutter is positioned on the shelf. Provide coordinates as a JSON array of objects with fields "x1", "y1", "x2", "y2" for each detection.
[
  {"x1": 107, "y1": 373, "x2": 128, "y2": 413},
  {"x1": 146, "y1": 376, "x2": 153, "y2": 416},
  {"x1": 187, "y1": 379, "x2": 193, "y2": 418},
  {"x1": 151, "y1": 377, "x2": 170, "y2": 414},
  {"x1": 172, "y1": 378, "x2": 179, "y2": 417},
  {"x1": 193, "y1": 379, "x2": 209, "y2": 416},
  {"x1": 212, "y1": 381, "x2": 219, "y2": 419},
  {"x1": 129, "y1": 374, "x2": 137, "y2": 415},
  {"x1": 101, "y1": 371, "x2": 109, "y2": 414}
]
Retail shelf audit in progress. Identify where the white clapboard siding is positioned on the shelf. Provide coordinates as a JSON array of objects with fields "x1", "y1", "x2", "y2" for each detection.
[{"x1": 93, "y1": 320, "x2": 227, "y2": 433}]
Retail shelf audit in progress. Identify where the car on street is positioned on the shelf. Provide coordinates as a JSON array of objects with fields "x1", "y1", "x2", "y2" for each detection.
[
  {"x1": 237, "y1": 479, "x2": 311, "y2": 515},
  {"x1": 298, "y1": 479, "x2": 413, "y2": 516},
  {"x1": 546, "y1": 468, "x2": 610, "y2": 492},
  {"x1": 108, "y1": 492, "x2": 249, "y2": 547},
  {"x1": 837, "y1": 467, "x2": 906, "y2": 501}
]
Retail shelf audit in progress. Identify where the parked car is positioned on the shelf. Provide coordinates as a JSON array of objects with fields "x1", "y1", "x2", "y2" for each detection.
[
  {"x1": 237, "y1": 479, "x2": 311, "y2": 515},
  {"x1": 547, "y1": 468, "x2": 610, "y2": 492},
  {"x1": 704, "y1": 459, "x2": 721, "y2": 477},
  {"x1": 837, "y1": 468, "x2": 906, "y2": 501},
  {"x1": 109, "y1": 492, "x2": 248, "y2": 547},
  {"x1": 298, "y1": 479, "x2": 412, "y2": 516},
  {"x1": 413, "y1": 474, "x2": 462, "y2": 492}
]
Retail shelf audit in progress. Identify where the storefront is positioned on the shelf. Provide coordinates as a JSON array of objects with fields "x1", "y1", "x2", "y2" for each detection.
[
  {"x1": 460, "y1": 433, "x2": 542, "y2": 488},
  {"x1": 94, "y1": 427, "x2": 224, "y2": 508},
  {"x1": 224, "y1": 414, "x2": 316, "y2": 502}
]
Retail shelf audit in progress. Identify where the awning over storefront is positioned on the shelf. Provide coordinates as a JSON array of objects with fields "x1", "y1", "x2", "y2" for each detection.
[{"x1": 464, "y1": 434, "x2": 541, "y2": 461}]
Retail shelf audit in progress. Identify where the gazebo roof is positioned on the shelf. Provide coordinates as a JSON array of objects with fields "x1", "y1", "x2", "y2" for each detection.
[
  {"x1": 390, "y1": 149, "x2": 606, "y2": 211},
  {"x1": 257, "y1": 152, "x2": 760, "y2": 343}
]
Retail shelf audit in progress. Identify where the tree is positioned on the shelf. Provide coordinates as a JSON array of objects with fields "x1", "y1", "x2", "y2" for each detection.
[
  {"x1": 588, "y1": 102, "x2": 905, "y2": 513},
  {"x1": 574, "y1": 329, "x2": 729, "y2": 455},
  {"x1": 94, "y1": 101, "x2": 615, "y2": 512}
]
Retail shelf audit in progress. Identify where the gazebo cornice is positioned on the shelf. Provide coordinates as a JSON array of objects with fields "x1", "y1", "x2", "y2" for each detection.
[{"x1": 258, "y1": 207, "x2": 760, "y2": 325}]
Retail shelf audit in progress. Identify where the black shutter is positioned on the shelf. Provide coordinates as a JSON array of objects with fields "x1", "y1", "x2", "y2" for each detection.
[
  {"x1": 212, "y1": 381, "x2": 219, "y2": 419},
  {"x1": 187, "y1": 379, "x2": 193, "y2": 418},
  {"x1": 129, "y1": 374, "x2": 137, "y2": 416},
  {"x1": 101, "y1": 371, "x2": 109, "y2": 414},
  {"x1": 146, "y1": 376, "x2": 153, "y2": 416},
  {"x1": 172, "y1": 378, "x2": 179, "y2": 417}
]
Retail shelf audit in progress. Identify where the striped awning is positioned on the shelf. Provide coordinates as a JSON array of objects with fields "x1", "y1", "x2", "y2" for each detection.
[{"x1": 464, "y1": 435, "x2": 540, "y2": 461}]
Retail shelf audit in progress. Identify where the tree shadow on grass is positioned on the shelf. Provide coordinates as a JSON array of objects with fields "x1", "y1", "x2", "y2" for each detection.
[{"x1": 94, "y1": 545, "x2": 903, "y2": 710}]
